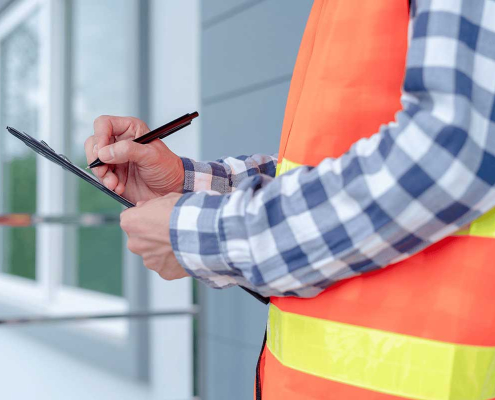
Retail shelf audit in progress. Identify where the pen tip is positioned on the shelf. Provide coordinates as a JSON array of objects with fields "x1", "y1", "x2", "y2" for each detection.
[{"x1": 85, "y1": 166, "x2": 90, "y2": 170}]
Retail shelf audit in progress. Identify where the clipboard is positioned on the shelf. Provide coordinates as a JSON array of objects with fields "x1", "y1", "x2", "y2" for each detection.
[
  {"x1": 5, "y1": 126, "x2": 271, "y2": 304},
  {"x1": 5, "y1": 126, "x2": 135, "y2": 208}
]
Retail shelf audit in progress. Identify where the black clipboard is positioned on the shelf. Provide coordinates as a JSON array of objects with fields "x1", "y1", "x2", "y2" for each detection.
[{"x1": 6, "y1": 126, "x2": 135, "y2": 208}]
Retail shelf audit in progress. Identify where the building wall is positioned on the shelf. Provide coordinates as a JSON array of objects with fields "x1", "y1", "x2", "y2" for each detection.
[{"x1": 199, "y1": 1, "x2": 312, "y2": 399}]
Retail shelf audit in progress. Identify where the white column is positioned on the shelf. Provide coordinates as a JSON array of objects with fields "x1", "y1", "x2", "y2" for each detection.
[
  {"x1": 36, "y1": 0, "x2": 67, "y2": 301},
  {"x1": 149, "y1": 1, "x2": 200, "y2": 399}
]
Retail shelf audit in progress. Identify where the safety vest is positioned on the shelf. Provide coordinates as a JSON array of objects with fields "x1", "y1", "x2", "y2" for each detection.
[{"x1": 258, "y1": 1, "x2": 495, "y2": 399}]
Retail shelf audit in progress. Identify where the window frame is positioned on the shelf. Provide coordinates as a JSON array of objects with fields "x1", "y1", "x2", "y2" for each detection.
[{"x1": 0, "y1": 0, "x2": 149, "y2": 380}]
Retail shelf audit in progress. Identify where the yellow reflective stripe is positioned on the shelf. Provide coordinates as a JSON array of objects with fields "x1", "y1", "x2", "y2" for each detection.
[
  {"x1": 277, "y1": 157, "x2": 495, "y2": 238},
  {"x1": 275, "y1": 158, "x2": 302, "y2": 177},
  {"x1": 455, "y1": 207, "x2": 495, "y2": 239},
  {"x1": 267, "y1": 304, "x2": 495, "y2": 400}
]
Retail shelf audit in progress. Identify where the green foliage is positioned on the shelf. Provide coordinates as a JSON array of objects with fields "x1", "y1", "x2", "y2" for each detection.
[
  {"x1": 3, "y1": 154, "x2": 123, "y2": 296},
  {"x1": 77, "y1": 173, "x2": 123, "y2": 297},
  {"x1": 5, "y1": 155, "x2": 37, "y2": 280}
]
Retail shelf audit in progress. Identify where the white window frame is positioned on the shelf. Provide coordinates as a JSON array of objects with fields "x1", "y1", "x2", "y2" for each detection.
[{"x1": 0, "y1": 0, "x2": 149, "y2": 379}]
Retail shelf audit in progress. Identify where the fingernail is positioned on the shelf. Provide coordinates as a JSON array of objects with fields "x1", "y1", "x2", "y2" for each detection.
[
  {"x1": 99, "y1": 146, "x2": 115, "y2": 162},
  {"x1": 93, "y1": 144, "x2": 98, "y2": 156}
]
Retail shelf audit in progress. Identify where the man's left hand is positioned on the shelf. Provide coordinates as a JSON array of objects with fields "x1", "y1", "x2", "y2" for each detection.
[{"x1": 120, "y1": 194, "x2": 189, "y2": 281}]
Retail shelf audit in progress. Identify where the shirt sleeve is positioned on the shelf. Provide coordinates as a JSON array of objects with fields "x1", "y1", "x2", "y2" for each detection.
[
  {"x1": 170, "y1": 0, "x2": 495, "y2": 297},
  {"x1": 181, "y1": 154, "x2": 277, "y2": 194}
]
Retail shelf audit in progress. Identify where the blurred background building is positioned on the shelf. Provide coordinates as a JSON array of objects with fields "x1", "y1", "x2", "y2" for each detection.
[{"x1": 0, "y1": 0, "x2": 312, "y2": 399}]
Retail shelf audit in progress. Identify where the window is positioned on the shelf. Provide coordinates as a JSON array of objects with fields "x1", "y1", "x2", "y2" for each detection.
[
  {"x1": 64, "y1": 0, "x2": 138, "y2": 297},
  {"x1": 0, "y1": 0, "x2": 148, "y2": 378},
  {"x1": 0, "y1": 6, "x2": 40, "y2": 280}
]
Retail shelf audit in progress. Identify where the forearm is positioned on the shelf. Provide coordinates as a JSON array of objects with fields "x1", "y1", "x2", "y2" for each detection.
[
  {"x1": 181, "y1": 154, "x2": 277, "y2": 194},
  {"x1": 172, "y1": 114, "x2": 495, "y2": 298},
  {"x1": 171, "y1": 0, "x2": 495, "y2": 297}
]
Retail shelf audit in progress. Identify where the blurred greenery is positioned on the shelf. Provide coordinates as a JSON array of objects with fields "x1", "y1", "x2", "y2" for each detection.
[
  {"x1": 4, "y1": 154, "x2": 123, "y2": 296},
  {"x1": 77, "y1": 166, "x2": 123, "y2": 297},
  {"x1": 5, "y1": 155, "x2": 37, "y2": 279}
]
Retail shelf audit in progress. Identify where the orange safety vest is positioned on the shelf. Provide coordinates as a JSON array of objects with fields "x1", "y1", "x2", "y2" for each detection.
[{"x1": 258, "y1": 1, "x2": 495, "y2": 399}]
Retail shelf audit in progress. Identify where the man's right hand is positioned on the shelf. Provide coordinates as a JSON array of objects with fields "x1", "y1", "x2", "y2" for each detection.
[{"x1": 85, "y1": 115, "x2": 185, "y2": 204}]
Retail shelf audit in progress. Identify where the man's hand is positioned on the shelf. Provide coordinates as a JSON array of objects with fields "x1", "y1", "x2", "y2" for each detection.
[
  {"x1": 120, "y1": 194, "x2": 189, "y2": 281},
  {"x1": 84, "y1": 116, "x2": 185, "y2": 204}
]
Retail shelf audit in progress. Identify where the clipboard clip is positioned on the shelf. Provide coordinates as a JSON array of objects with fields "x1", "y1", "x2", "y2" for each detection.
[{"x1": 40, "y1": 139, "x2": 55, "y2": 152}]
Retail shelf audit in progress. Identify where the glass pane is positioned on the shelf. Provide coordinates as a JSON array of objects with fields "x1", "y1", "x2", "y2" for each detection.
[
  {"x1": 0, "y1": 11, "x2": 40, "y2": 280},
  {"x1": 67, "y1": 0, "x2": 136, "y2": 296}
]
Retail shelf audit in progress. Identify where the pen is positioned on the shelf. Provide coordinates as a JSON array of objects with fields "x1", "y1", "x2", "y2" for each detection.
[{"x1": 87, "y1": 111, "x2": 199, "y2": 169}]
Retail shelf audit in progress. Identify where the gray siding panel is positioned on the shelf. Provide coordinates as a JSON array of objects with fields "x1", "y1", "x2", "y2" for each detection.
[
  {"x1": 202, "y1": 0, "x2": 259, "y2": 24},
  {"x1": 204, "y1": 338, "x2": 262, "y2": 400},
  {"x1": 205, "y1": 288, "x2": 269, "y2": 348},
  {"x1": 202, "y1": 0, "x2": 312, "y2": 100},
  {"x1": 203, "y1": 288, "x2": 268, "y2": 400},
  {"x1": 201, "y1": 79, "x2": 290, "y2": 160}
]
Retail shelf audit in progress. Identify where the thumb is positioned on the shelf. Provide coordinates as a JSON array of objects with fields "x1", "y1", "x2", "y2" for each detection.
[
  {"x1": 136, "y1": 200, "x2": 146, "y2": 207},
  {"x1": 98, "y1": 140, "x2": 153, "y2": 165}
]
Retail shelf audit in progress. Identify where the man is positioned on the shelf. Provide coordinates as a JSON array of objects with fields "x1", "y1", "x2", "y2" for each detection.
[{"x1": 85, "y1": 0, "x2": 495, "y2": 398}]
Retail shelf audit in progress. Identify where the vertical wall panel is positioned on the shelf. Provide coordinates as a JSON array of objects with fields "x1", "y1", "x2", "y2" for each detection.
[
  {"x1": 202, "y1": 0, "x2": 254, "y2": 23},
  {"x1": 202, "y1": 80, "x2": 290, "y2": 160},
  {"x1": 200, "y1": 1, "x2": 312, "y2": 399},
  {"x1": 202, "y1": 0, "x2": 312, "y2": 100}
]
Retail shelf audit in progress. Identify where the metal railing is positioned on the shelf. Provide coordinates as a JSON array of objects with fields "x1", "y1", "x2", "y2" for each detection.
[{"x1": 0, "y1": 212, "x2": 200, "y2": 326}]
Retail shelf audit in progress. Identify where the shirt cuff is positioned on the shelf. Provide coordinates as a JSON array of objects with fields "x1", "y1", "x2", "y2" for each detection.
[
  {"x1": 170, "y1": 190, "x2": 241, "y2": 289},
  {"x1": 180, "y1": 157, "x2": 232, "y2": 194}
]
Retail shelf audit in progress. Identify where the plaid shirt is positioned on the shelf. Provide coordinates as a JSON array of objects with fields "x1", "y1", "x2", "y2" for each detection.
[{"x1": 170, "y1": 0, "x2": 495, "y2": 298}]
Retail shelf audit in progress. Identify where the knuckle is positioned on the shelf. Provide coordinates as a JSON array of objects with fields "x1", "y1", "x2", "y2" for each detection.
[
  {"x1": 143, "y1": 257, "x2": 158, "y2": 271},
  {"x1": 139, "y1": 121, "x2": 150, "y2": 134},
  {"x1": 127, "y1": 240, "x2": 138, "y2": 254},
  {"x1": 93, "y1": 115, "x2": 107, "y2": 128},
  {"x1": 120, "y1": 212, "x2": 131, "y2": 231},
  {"x1": 130, "y1": 118, "x2": 149, "y2": 137},
  {"x1": 127, "y1": 238, "x2": 145, "y2": 254},
  {"x1": 159, "y1": 269, "x2": 174, "y2": 281},
  {"x1": 93, "y1": 115, "x2": 105, "y2": 132}
]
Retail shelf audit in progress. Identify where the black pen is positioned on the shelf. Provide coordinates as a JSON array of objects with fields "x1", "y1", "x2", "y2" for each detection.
[{"x1": 87, "y1": 111, "x2": 199, "y2": 169}]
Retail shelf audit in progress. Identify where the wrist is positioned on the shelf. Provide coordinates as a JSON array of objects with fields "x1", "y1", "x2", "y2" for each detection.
[{"x1": 169, "y1": 156, "x2": 185, "y2": 193}]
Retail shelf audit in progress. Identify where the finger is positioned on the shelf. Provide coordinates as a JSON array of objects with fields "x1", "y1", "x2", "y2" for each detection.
[
  {"x1": 143, "y1": 256, "x2": 160, "y2": 272},
  {"x1": 101, "y1": 169, "x2": 119, "y2": 191},
  {"x1": 93, "y1": 115, "x2": 149, "y2": 152},
  {"x1": 84, "y1": 137, "x2": 110, "y2": 178},
  {"x1": 93, "y1": 165, "x2": 109, "y2": 179},
  {"x1": 114, "y1": 165, "x2": 128, "y2": 189},
  {"x1": 136, "y1": 201, "x2": 146, "y2": 207},
  {"x1": 120, "y1": 208, "x2": 135, "y2": 233},
  {"x1": 93, "y1": 157, "x2": 112, "y2": 179},
  {"x1": 127, "y1": 238, "x2": 142, "y2": 255},
  {"x1": 98, "y1": 140, "x2": 155, "y2": 166},
  {"x1": 84, "y1": 136, "x2": 98, "y2": 166},
  {"x1": 115, "y1": 181, "x2": 126, "y2": 195}
]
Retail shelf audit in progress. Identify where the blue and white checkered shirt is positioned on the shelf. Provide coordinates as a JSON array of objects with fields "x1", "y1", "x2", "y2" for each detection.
[{"x1": 170, "y1": 0, "x2": 495, "y2": 298}]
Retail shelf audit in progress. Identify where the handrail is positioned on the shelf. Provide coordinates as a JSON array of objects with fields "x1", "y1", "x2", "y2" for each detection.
[
  {"x1": 0, "y1": 306, "x2": 200, "y2": 326},
  {"x1": 0, "y1": 213, "x2": 120, "y2": 227}
]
